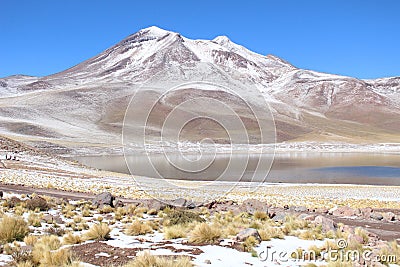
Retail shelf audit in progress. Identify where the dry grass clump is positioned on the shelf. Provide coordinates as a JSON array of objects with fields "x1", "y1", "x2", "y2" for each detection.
[
  {"x1": 62, "y1": 204, "x2": 77, "y2": 219},
  {"x1": 242, "y1": 236, "x2": 260, "y2": 253},
  {"x1": 259, "y1": 226, "x2": 285, "y2": 241},
  {"x1": 63, "y1": 232, "x2": 83, "y2": 245},
  {"x1": 189, "y1": 223, "x2": 221, "y2": 244},
  {"x1": 38, "y1": 248, "x2": 74, "y2": 266},
  {"x1": 15, "y1": 249, "x2": 80, "y2": 267},
  {"x1": 253, "y1": 211, "x2": 269, "y2": 221},
  {"x1": 133, "y1": 207, "x2": 149, "y2": 217},
  {"x1": 163, "y1": 210, "x2": 204, "y2": 226},
  {"x1": 83, "y1": 223, "x2": 111, "y2": 241},
  {"x1": 124, "y1": 251, "x2": 193, "y2": 267},
  {"x1": 23, "y1": 235, "x2": 39, "y2": 246},
  {"x1": 164, "y1": 224, "x2": 189, "y2": 239},
  {"x1": 282, "y1": 215, "x2": 309, "y2": 235},
  {"x1": 377, "y1": 241, "x2": 400, "y2": 264},
  {"x1": 354, "y1": 227, "x2": 369, "y2": 243},
  {"x1": 27, "y1": 213, "x2": 42, "y2": 227},
  {"x1": 125, "y1": 220, "x2": 153, "y2": 236},
  {"x1": 0, "y1": 215, "x2": 29, "y2": 243},
  {"x1": 298, "y1": 225, "x2": 324, "y2": 240},
  {"x1": 115, "y1": 207, "x2": 127, "y2": 220},
  {"x1": 100, "y1": 205, "x2": 114, "y2": 214}
]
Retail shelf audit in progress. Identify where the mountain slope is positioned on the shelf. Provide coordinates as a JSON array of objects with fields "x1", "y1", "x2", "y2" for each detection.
[{"x1": 0, "y1": 26, "x2": 399, "y2": 154}]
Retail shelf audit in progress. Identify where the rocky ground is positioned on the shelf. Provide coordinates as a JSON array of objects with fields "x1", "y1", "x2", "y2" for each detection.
[
  {"x1": 0, "y1": 136, "x2": 400, "y2": 266},
  {"x1": 0, "y1": 191, "x2": 399, "y2": 266}
]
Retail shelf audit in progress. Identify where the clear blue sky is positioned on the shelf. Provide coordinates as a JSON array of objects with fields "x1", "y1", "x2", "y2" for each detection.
[{"x1": 1, "y1": 0, "x2": 399, "y2": 79}]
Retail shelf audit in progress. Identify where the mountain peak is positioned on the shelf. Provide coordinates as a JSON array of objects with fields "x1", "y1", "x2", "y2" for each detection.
[
  {"x1": 213, "y1": 35, "x2": 231, "y2": 44},
  {"x1": 139, "y1": 26, "x2": 174, "y2": 37}
]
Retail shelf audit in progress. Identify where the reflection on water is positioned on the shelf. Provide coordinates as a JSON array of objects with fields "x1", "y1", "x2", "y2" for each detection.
[{"x1": 73, "y1": 152, "x2": 400, "y2": 185}]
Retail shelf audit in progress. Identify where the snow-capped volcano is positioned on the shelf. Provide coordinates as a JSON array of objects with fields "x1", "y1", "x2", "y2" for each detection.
[{"x1": 0, "y1": 26, "x2": 399, "y2": 152}]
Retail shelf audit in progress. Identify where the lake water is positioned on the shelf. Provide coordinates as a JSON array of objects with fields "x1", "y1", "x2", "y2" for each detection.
[{"x1": 73, "y1": 152, "x2": 400, "y2": 185}]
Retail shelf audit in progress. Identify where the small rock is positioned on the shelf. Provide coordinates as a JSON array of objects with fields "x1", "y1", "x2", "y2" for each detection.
[
  {"x1": 171, "y1": 198, "x2": 187, "y2": 208},
  {"x1": 42, "y1": 214, "x2": 54, "y2": 224},
  {"x1": 382, "y1": 212, "x2": 396, "y2": 221},
  {"x1": 328, "y1": 206, "x2": 338, "y2": 215},
  {"x1": 170, "y1": 198, "x2": 196, "y2": 209},
  {"x1": 348, "y1": 234, "x2": 364, "y2": 244},
  {"x1": 92, "y1": 192, "x2": 115, "y2": 208},
  {"x1": 272, "y1": 211, "x2": 288, "y2": 222},
  {"x1": 314, "y1": 215, "x2": 337, "y2": 232},
  {"x1": 204, "y1": 259, "x2": 211, "y2": 264},
  {"x1": 53, "y1": 215, "x2": 65, "y2": 224},
  {"x1": 294, "y1": 206, "x2": 308, "y2": 213},
  {"x1": 370, "y1": 212, "x2": 383, "y2": 221},
  {"x1": 239, "y1": 199, "x2": 268, "y2": 214},
  {"x1": 203, "y1": 200, "x2": 217, "y2": 209},
  {"x1": 315, "y1": 207, "x2": 329, "y2": 214},
  {"x1": 147, "y1": 200, "x2": 167, "y2": 211},
  {"x1": 360, "y1": 207, "x2": 373, "y2": 219},
  {"x1": 332, "y1": 206, "x2": 358, "y2": 217},
  {"x1": 26, "y1": 196, "x2": 49, "y2": 211},
  {"x1": 112, "y1": 198, "x2": 124, "y2": 208},
  {"x1": 298, "y1": 214, "x2": 316, "y2": 221},
  {"x1": 235, "y1": 228, "x2": 261, "y2": 242},
  {"x1": 0, "y1": 191, "x2": 3, "y2": 199}
]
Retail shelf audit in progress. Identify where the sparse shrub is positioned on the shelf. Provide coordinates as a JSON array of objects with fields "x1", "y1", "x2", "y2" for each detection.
[
  {"x1": 189, "y1": 223, "x2": 221, "y2": 244},
  {"x1": 63, "y1": 232, "x2": 82, "y2": 245},
  {"x1": 125, "y1": 220, "x2": 153, "y2": 236},
  {"x1": 83, "y1": 223, "x2": 111, "y2": 241},
  {"x1": 124, "y1": 251, "x2": 193, "y2": 267},
  {"x1": 26, "y1": 196, "x2": 49, "y2": 211},
  {"x1": 163, "y1": 210, "x2": 204, "y2": 226},
  {"x1": 12, "y1": 246, "x2": 33, "y2": 264},
  {"x1": 0, "y1": 215, "x2": 29, "y2": 243}
]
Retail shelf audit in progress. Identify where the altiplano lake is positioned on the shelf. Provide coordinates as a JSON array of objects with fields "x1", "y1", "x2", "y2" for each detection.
[{"x1": 73, "y1": 153, "x2": 400, "y2": 185}]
